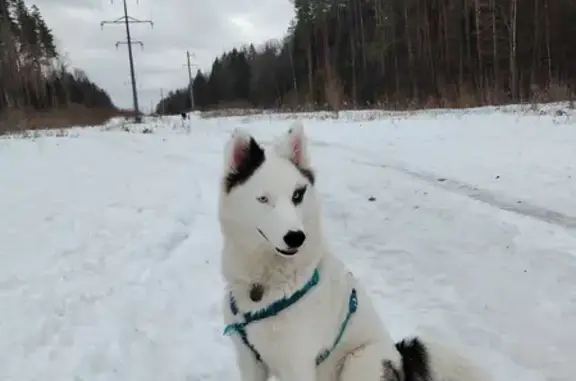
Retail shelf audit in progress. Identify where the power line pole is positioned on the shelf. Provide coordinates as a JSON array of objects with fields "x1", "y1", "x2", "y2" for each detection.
[
  {"x1": 100, "y1": 0, "x2": 153, "y2": 123},
  {"x1": 184, "y1": 51, "x2": 196, "y2": 111}
]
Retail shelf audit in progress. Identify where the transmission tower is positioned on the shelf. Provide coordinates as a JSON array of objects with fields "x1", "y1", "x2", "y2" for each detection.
[
  {"x1": 184, "y1": 51, "x2": 197, "y2": 111},
  {"x1": 100, "y1": 0, "x2": 153, "y2": 123}
]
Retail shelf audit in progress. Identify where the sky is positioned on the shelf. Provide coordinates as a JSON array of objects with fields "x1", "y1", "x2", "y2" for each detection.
[{"x1": 33, "y1": 0, "x2": 295, "y2": 111}]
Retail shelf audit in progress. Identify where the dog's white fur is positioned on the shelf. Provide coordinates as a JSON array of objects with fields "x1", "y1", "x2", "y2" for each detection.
[{"x1": 219, "y1": 121, "x2": 489, "y2": 381}]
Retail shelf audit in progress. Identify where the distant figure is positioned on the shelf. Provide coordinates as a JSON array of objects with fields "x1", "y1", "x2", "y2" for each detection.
[{"x1": 181, "y1": 111, "x2": 191, "y2": 133}]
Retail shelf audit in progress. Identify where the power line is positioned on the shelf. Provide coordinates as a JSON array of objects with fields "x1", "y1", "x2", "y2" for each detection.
[{"x1": 100, "y1": 0, "x2": 153, "y2": 123}]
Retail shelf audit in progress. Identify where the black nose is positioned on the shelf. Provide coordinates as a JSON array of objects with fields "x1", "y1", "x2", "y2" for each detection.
[{"x1": 283, "y1": 230, "x2": 306, "y2": 249}]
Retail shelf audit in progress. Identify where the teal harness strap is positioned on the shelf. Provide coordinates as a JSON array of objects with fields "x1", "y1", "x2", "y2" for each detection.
[
  {"x1": 223, "y1": 268, "x2": 320, "y2": 362},
  {"x1": 223, "y1": 268, "x2": 358, "y2": 366},
  {"x1": 224, "y1": 268, "x2": 320, "y2": 337},
  {"x1": 227, "y1": 295, "x2": 262, "y2": 362},
  {"x1": 315, "y1": 288, "x2": 358, "y2": 365}
]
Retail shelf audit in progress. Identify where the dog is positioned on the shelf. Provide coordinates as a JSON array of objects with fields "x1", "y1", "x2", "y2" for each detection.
[{"x1": 218, "y1": 121, "x2": 489, "y2": 381}]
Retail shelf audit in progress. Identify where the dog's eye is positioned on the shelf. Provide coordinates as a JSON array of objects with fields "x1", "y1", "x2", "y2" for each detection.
[
  {"x1": 257, "y1": 195, "x2": 269, "y2": 204},
  {"x1": 292, "y1": 186, "x2": 307, "y2": 205}
]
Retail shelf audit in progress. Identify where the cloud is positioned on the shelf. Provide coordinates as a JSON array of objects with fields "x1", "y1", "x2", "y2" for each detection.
[{"x1": 33, "y1": 0, "x2": 295, "y2": 110}]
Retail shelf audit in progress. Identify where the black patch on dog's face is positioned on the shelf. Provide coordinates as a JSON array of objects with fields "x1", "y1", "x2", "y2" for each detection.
[
  {"x1": 225, "y1": 137, "x2": 265, "y2": 193},
  {"x1": 291, "y1": 185, "x2": 307, "y2": 205},
  {"x1": 296, "y1": 166, "x2": 315, "y2": 185},
  {"x1": 394, "y1": 337, "x2": 431, "y2": 381}
]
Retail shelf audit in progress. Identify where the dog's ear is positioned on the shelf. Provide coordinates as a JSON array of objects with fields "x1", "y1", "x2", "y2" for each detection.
[
  {"x1": 274, "y1": 120, "x2": 310, "y2": 168},
  {"x1": 225, "y1": 128, "x2": 264, "y2": 172},
  {"x1": 223, "y1": 129, "x2": 265, "y2": 192}
]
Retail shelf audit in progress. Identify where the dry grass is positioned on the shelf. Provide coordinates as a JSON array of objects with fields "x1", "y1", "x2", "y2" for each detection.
[
  {"x1": 0, "y1": 104, "x2": 125, "y2": 135},
  {"x1": 530, "y1": 82, "x2": 573, "y2": 105},
  {"x1": 194, "y1": 82, "x2": 575, "y2": 121}
]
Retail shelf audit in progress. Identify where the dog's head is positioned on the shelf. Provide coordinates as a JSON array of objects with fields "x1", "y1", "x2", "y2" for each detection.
[{"x1": 218, "y1": 121, "x2": 320, "y2": 258}]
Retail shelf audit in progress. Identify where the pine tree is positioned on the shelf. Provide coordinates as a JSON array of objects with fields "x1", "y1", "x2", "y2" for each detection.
[
  {"x1": 191, "y1": 70, "x2": 209, "y2": 109},
  {"x1": 30, "y1": 4, "x2": 57, "y2": 59},
  {"x1": 14, "y1": 0, "x2": 37, "y2": 53},
  {"x1": 1, "y1": 0, "x2": 116, "y2": 121},
  {"x1": 0, "y1": 0, "x2": 18, "y2": 36}
]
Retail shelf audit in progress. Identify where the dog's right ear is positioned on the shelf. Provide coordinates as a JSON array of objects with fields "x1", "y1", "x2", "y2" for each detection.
[
  {"x1": 223, "y1": 128, "x2": 265, "y2": 192},
  {"x1": 225, "y1": 128, "x2": 252, "y2": 172}
]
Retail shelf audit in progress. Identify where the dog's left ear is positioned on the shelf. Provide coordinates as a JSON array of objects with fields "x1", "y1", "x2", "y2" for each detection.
[{"x1": 275, "y1": 120, "x2": 310, "y2": 168}]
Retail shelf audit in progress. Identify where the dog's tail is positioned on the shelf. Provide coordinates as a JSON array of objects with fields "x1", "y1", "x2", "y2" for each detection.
[{"x1": 395, "y1": 334, "x2": 491, "y2": 381}]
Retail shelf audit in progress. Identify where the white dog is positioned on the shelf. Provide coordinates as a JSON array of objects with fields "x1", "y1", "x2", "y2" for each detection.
[{"x1": 218, "y1": 121, "x2": 488, "y2": 381}]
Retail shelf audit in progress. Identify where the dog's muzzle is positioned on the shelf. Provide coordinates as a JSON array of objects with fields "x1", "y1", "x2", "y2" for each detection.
[{"x1": 257, "y1": 228, "x2": 300, "y2": 256}]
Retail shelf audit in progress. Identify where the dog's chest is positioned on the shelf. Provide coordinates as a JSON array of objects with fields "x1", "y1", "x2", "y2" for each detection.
[
  {"x1": 246, "y1": 291, "x2": 325, "y2": 360},
  {"x1": 225, "y1": 261, "x2": 357, "y2": 372},
  {"x1": 255, "y1": 295, "x2": 321, "y2": 352}
]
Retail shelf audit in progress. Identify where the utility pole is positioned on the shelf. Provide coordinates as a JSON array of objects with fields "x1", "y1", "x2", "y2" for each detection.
[
  {"x1": 100, "y1": 0, "x2": 153, "y2": 123},
  {"x1": 184, "y1": 51, "x2": 197, "y2": 111}
]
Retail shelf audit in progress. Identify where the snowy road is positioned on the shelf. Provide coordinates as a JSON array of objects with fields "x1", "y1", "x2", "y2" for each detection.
[{"x1": 1, "y1": 109, "x2": 575, "y2": 380}]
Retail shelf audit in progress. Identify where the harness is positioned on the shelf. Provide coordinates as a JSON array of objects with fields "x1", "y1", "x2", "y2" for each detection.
[{"x1": 223, "y1": 268, "x2": 358, "y2": 366}]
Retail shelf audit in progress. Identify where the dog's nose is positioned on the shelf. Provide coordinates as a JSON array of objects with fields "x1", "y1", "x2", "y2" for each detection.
[{"x1": 283, "y1": 230, "x2": 306, "y2": 249}]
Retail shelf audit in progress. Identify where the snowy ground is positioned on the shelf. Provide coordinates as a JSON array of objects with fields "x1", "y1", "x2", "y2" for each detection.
[{"x1": 1, "y1": 107, "x2": 575, "y2": 381}]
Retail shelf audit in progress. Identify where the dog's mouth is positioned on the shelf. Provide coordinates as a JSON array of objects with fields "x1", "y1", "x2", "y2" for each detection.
[
  {"x1": 257, "y1": 229, "x2": 299, "y2": 256},
  {"x1": 275, "y1": 247, "x2": 298, "y2": 256}
]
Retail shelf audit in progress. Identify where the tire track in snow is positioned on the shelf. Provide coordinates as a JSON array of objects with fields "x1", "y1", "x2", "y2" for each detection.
[
  {"x1": 353, "y1": 158, "x2": 576, "y2": 230},
  {"x1": 308, "y1": 139, "x2": 576, "y2": 231}
]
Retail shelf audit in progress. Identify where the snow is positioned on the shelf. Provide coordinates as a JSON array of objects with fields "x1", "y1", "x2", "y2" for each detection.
[{"x1": 1, "y1": 106, "x2": 575, "y2": 381}]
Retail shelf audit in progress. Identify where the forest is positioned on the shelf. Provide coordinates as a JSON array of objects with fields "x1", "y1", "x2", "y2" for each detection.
[
  {"x1": 0, "y1": 0, "x2": 116, "y2": 132},
  {"x1": 157, "y1": 0, "x2": 576, "y2": 114}
]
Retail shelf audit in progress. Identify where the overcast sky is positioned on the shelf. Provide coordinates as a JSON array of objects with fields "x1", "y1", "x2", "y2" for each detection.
[{"x1": 33, "y1": 0, "x2": 294, "y2": 111}]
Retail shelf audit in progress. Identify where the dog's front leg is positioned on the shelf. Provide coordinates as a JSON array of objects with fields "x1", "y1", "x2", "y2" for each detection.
[{"x1": 233, "y1": 340, "x2": 268, "y2": 381}]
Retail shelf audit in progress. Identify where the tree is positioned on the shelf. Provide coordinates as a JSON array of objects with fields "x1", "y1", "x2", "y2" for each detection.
[
  {"x1": 192, "y1": 70, "x2": 209, "y2": 109},
  {"x1": 157, "y1": 0, "x2": 576, "y2": 112},
  {"x1": 0, "y1": 0, "x2": 115, "y2": 118},
  {"x1": 31, "y1": 4, "x2": 57, "y2": 60}
]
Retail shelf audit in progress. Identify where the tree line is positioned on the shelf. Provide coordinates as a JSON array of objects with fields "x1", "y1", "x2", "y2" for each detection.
[
  {"x1": 0, "y1": 0, "x2": 115, "y2": 122},
  {"x1": 157, "y1": 0, "x2": 576, "y2": 114}
]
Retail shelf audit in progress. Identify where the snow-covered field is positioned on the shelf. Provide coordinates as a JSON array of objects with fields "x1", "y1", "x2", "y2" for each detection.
[{"x1": 1, "y1": 106, "x2": 575, "y2": 381}]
